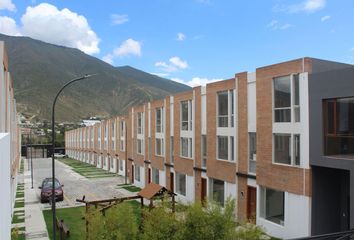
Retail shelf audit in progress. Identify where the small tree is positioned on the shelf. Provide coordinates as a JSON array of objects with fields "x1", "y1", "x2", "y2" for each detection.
[{"x1": 140, "y1": 200, "x2": 181, "y2": 240}]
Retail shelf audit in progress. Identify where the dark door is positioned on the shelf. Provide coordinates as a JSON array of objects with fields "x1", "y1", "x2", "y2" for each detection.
[
  {"x1": 148, "y1": 168, "x2": 151, "y2": 184},
  {"x1": 247, "y1": 186, "x2": 257, "y2": 222},
  {"x1": 131, "y1": 165, "x2": 134, "y2": 184},
  {"x1": 201, "y1": 178, "x2": 207, "y2": 204},
  {"x1": 170, "y1": 172, "x2": 174, "y2": 192}
]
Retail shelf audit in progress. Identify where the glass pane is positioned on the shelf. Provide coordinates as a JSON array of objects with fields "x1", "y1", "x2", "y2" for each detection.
[
  {"x1": 218, "y1": 91, "x2": 228, "y2": 127},
  {"x1": 274, "y1": 134, "x2": 291, "y2": 165},
  {"x1": 274, "y1": 75, "x2": 291, "y2": 108},
  {"x1": 181, "y1": 137, "x2": 188, "y2": 157},
  {"x1": 230, "y1": 136, "x2": 234, "y2": 161},
  {"x1": 294, "y1": 135, "x2": 300, "y2": 165},
  {"x1": 212, "y1": 179, "x2": 224, "y2": 206},
  {"x1": 249, "y1": 133, "x2": 257, "y2": 173},
  {"x1": 176, "y1": 173, "x2": 186, "y2": 196},
  {"x1": 326, "y1": 101, "x2": 335, "y2": 134},
  {"x1": 202, "y1": 135, "x2": 207, "y2": 168},
  {"x1": 294, "y1": 74, "x2": 299, "y2": 106},
  {"x1": 181, "y1": 101, "x2": 188, "y2": 122},
  {"x1": 275, "y1": 109, "x2": 291, "y2": 122},
  {"x1": 265, "y1": 188, "x2": 284, "y2": 225},
  {"x1": 218, "y1": 136, "x2": 228, "y2": 160},
  {"x1": 337, "y1": 98, "x2": 354, "y2": 135}
]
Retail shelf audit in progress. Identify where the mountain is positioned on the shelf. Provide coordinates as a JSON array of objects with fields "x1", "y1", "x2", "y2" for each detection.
[{"x1": 0, "y1": 34, "x2": 191, "y2": 122}]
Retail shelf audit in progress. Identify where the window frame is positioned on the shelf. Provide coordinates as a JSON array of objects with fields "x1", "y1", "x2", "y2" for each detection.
[
  {"x1": 217, "y1": 90, "x2": 235, "y2": 128},
  {"x1": 273, "y1": 133, "x2": 301, "y2": 167},
  {"x1": 216, "y1": 135, "x2": 235, "y2": 162},
  {"x1": 180, "y1": 137, "x2": 193, "y2": 159},
  {"x1": 176, "y1": 172, "x2": 186, "y2": 196},
  {"x1": 180, "y1": 100, "x2": 193, "y2": 131}
]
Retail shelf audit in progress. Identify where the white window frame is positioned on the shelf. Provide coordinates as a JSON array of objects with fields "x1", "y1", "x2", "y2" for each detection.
[
  {"x1": 156, "y1": 107, "x2": 164, "y2": 133},
  {"x1": 155, "y1": 138, "x2": 164, "y2": 157},
  {"x1": 273, "y1": 74, "x2": 300, "y2": 123},
  {"x1": 120, "y1": 121, "x2": 125, "y2": 151},
  {"x1": 216, "y1": 135, "x2": 234, "y2": 161},
  {"x1": 273, "y1": 133, "x2": 301, "y2": 167},
  {"x1": 181, "y1": 100, "x2": 193, "y2": 131},
  {"x1": 137, "y1": 112, "x2": 144, "y2": 155},
  {"x1": 111, "y1": 121, "x2": 116, "y2": 150},
  {"x1": 217, "y1": 90, "x2": 234, "y2": 128},
  {"x1": 180, "y1": 137, "x2": 193, "y2": 159},
  {"x1": 175, "y1": 172, "x2": 186, "y2": 196}
]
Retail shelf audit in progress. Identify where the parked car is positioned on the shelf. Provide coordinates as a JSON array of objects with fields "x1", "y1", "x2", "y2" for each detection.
[
  {"x1": 54, "y1": 153, "x2": 67, "y2": 158},
  {"x1": 39, "y1": 178, "x2": 64, "y2": 203}
]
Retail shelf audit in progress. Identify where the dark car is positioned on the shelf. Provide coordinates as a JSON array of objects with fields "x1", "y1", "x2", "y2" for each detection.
[{"x1": 39, "y1": 178, "x2": 64, "y2": 203}]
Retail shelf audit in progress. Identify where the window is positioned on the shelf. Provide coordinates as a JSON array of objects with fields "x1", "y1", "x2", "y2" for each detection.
[
  {"x1": 324, "y1": 98, "x2": 354, "y2": 156},
  {"x1": 217, "y1": 136, "x2": 234, "y2": 161},
  {"x1": 152, "y1": 168, "x2": 159, "y2": 184},
  {"x1": 180, "y1": 137, "x2": 193, "y2": 158},
  {"x1": 137, "y1": 112, "x2": 143, "y2": 135},
  {"x1": 171, "y1": 136, "x2": 174, "y2": 163},
  {"x1": 261, "y1": 187, "x2": 284, "y2": 225},
  {"x1": 217, "y1": 90, "x2": 234, "y2": 128},
  {"x1": 104, "y1": 125, "x2": 108, "y2": 150},
  {"x1": 211, "y1": 179, "x2": 224, "y2": 206},
  {"x1": 273, "y1": 74, "x2": 300, "y2": 122},
  {"x1": 181, "y1": 100, "x2": 192, "y2": 131},
  {"x1": 273, "y1": 134, "x2": 300, "y2": 166},
  {"x1": 201, "y1": 135, "x2": 207, "y2": 168},
  {"x1": 137, "y1": 139, "x2": 143, "y2": 155},
  {"x1": 156, "y1": 138, "x2": 164, "y2": 156},
  {"x1": 120, "y1": 121, "x2": 125, "y2": 151},
  {"x1": 249, "y1": 133, "x2": 257, "y2": 174},
  {"x1": 156, "y1": 107, "x2": 164, "y2": 133},
  {"x1": 134, "y1": 165, "x2": 141, "y2": 182},
  {"x1": 176, "y1": 172, "x2": 186, "y2": 196},
  {"x1": 109, "y1": 157, "x2": 113, "y2": 169},
  {"x1": 119, "y1": 159, "x2": 124, "y2": 171},
  {"x1": 111, "y1": 122, "x2": 115, "y2": 150}
]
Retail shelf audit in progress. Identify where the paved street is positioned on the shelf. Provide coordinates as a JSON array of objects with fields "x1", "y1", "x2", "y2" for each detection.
[{"x1": 28, "y1": 158, "x2": 131, "y2": 209}]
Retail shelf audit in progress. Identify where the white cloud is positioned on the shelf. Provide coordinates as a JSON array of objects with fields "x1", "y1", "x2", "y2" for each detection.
[
  {"x1": 321, "y1": 15, "x2": 331, "y2": 22},
  {"x1": 171, "y1": 76, "x2": 223, "y2": 87},
  {"x1": 155, "y1": 56, "x2": 188, "y2": 73},
  {"x1": 0, "y1": 16, "x2": 21, "y2": 36},
  {"x1": 4, "y1": 3, "x2": 101, "y2": 54},
  {"x1": 177, "y1": 32, "x2": 186, "y2": 41},
  {"x1": 102, "y1": 38, "x2": 141, "y2": 65},
  {"x1": 350, "y1": 47, "x2": 354, "y2": 52},
  {"x1": 0, "y1": 0, "x2": 16, "y2": 11},
  {"x1": 267, "y1": 20, "x2": 292, "y2": 30},
  {"x1": 113, "y1": 38, "x2": 141, "y2": 57},
  {"x1": 273, "y1": 0, "x2": 326, "y2": 13},
  {"x1": 111, "y1": 14, "x2": 129, "y2": 25}
]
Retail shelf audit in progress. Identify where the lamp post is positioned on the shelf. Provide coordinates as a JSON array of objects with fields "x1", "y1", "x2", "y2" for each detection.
[{"x1": 51, "y1": 74, "x2": 96, "y2": 240}]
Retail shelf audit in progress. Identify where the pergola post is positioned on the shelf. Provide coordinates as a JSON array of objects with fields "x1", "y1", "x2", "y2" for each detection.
[{"x1": 172, "y1": 195, "x2": 175, "y2": 213}]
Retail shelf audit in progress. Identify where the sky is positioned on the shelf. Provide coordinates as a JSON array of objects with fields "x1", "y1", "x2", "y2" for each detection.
[{"x1": 0, "y1": 0, "x2": 353, "y2": 87}]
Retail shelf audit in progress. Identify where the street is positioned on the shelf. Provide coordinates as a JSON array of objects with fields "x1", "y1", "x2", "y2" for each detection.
[{"x1": 28, "y1": 158, "x2": 129, "y2": 209}]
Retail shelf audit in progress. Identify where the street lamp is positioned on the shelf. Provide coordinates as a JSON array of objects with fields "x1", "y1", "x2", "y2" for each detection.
[{"x1": 51, "y1": 74, "x2": 96, "y2": 240}]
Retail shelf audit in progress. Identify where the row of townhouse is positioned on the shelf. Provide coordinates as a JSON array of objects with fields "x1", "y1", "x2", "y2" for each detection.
[
  {"x1": 0, "y1": 42, "x2": 21, "y2": 240},
  {"x1": 65, "y1": 57, "x2": 354, "y2": 239}
]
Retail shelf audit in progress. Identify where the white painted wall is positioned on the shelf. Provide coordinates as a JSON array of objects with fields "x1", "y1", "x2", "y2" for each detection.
[
  {"x1": 257, "y1": 187, "x2": 311, "y2": 239},
  {"x1": 159, "y1": 169, "x2": 166, "y2": 187},
  {"x1": 110, "y1": 157, "x2": 117, "y2": 173},
  {"x1": 0, "y1": 133, "x2": 11, "y2": 240},
  {"x1": 201, "y1": 87, "x2": 207, "y2": 135},
  {"x1": 118, "y1": 159, "x2": 125, "y2": 176},
  {"x1": 133, "y1": 165, "x2": 145, "y2": 189},
  {"x1": 247, "y1": 72, "x2": 257, "y2": 133},
  {"x1": 225, "y1": 181, "x2": 237, "y2": 201}
]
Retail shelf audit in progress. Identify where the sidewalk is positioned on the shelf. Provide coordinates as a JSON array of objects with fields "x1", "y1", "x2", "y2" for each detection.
[{"x1": 24, "y1": 159, "x2": 49, "y2": 240}]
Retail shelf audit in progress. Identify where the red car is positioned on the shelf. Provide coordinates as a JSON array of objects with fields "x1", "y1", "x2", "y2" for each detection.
[{"x1": 39, "y1": 178, "x2": 64, "y2": 203}]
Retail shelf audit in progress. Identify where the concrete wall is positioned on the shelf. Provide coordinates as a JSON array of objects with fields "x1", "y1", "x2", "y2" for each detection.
[{"x1": 0, "y1": 133, "x2": 11, "y2": 240}]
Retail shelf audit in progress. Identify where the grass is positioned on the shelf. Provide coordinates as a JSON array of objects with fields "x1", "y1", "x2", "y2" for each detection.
[
  {"x1": 14, "y1": 200, "x2": 24, "y2": 208},
  {"x1": 11, "y1": 210, "x2": 25, "y2": 224},
  {"x1": 43, "y1": 201, "x2": 142, "y2": 240},
  {"x1": 16, "y1": 192, "x2": 24, "y2": 198},
  {"x1": 120, "y1": 185, "x2": 141, "y2": 192},
  {"x1": 11, "y1": 227, "x2": 25, "y2": 240},
  {"x1": 58, "y1": 158, "x2": 117, "y2": 179}
]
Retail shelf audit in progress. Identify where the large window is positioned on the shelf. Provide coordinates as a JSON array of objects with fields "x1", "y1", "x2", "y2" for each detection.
[
  {"x1": 217, "y1": 90, "x2": 234, "y2": 127},
  {"x1": 261, "y1": 187, "x2": 284, "y2": 225},
  {"x1": 249, "y1": 133, "x2": 257, "y2": 174},
  {"x1": 217, "y1": 136, "x2": 234, "y2": 161},
  {"x1": 273, "y1": 74, "x2": 300, "y2": 122},
  {"x1": 134, "y1": 165, "x2": 141, "y2": 182},
  {"x1": 137, "y1": 112, "x2": 144, "y2": 134},
  {"x1": 176, "y1": 172, "x2": 186, "y2": 196},
  {"x1": 156, "y1": 107, "x2": 164, "y2": 133},
  {"x1": 273, "y1": 134, "x2": 300, "y2": 166},
  {"x1": 181, "y1": 100, "x2": 192, "y2": 131},
  {"x1": 211, "y1": 179, "x2": 224, "y2": 206},
  {"x1": 119, "y1": 159, "x2": 124, "y2": 171},
  {"x1": 180, "y1": 137, "x2": 193, "y2": 158},
  {"x1": 137, "y1": 139, "x2": 143, "y2": 155},
  {"x1": 156, "y1": 138, "x2": 164, "y2": 156},
  {"x1": 324, "y1": 98, "x2": 354, "y2": 156},
  {"x1": 152, "y1": 168, "x2": 159, "y2": 184},
  {"x1": 202, "y1": 135, "x2": 207, "y2": 168},
  {"x1": 170, "y1": 136, "x2": 174, "y2": 163},
  {"x1": 111, "y1": 122, "x2": 116, "y2": 150},
  {"x1": 120, "y1": 121, "x2": 125, "y2": 151}
]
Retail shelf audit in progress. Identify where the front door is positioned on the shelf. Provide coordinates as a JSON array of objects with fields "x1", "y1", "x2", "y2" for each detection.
[
  {"x1": 131, "y1": 165, "x2": 134, "y2": 184},
  {"x1": 170, "y1": 172, "x2": 174, "y2": 192},
  {"x1": 247, "y1": 186, "x2": 257, "y2": 222}
]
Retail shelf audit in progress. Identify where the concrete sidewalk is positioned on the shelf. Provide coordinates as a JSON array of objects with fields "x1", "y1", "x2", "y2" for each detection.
[{"x1": 24, "y1": 159, "x2": 49, "y2": 240}]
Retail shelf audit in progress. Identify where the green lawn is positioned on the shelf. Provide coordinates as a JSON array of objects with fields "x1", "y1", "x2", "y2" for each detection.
[
  {"x1": 11, "y1": 210, "x2": 25, "y2": 224},
  {"x1": 43, "y1": 201, "x2": 142, "y2": 240},
  {"x1": 119, "y1": 184, "x2": 142, "y2": 192},
  {"x1": 14, "y1": 200, "x2": 24, "y2": 208},
  {"x1": 58, "y1": 158, "x2": 117, "y2": 179}
]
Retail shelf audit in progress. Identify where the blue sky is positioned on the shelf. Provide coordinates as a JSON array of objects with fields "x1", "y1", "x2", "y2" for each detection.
[{"x1": 0, "y1": 0, "x2": 353, "y2": 86}]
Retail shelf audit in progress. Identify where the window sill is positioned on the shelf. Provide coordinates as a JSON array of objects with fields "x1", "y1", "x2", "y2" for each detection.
[
  {"x1": 259, "y1": 217, "x2": 285, "y2": 227},
  {"x1": 179, "y1": 156, "x2": 194, "y2": 160},
  {"x1": 272, "y1": 162, "x2": 301, "y2": 168},
  {"x1": 216, "y1": 158, "x2": 236, "y2": 163}
]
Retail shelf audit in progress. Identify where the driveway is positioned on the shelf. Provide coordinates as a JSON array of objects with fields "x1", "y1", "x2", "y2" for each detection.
[{"x1": 28, "y1": 158, "x2": 130, "y2": 209}]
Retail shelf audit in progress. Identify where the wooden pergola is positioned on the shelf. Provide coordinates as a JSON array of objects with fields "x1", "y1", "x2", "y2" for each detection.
[{"x1": 137, "y1": 183, "x2": 177, "y2": 212}]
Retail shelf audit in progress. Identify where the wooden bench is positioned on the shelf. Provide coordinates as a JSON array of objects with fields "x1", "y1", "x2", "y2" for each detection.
[{"x1": 56, "y1": 217, "x2": 70, "y2": 239}]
